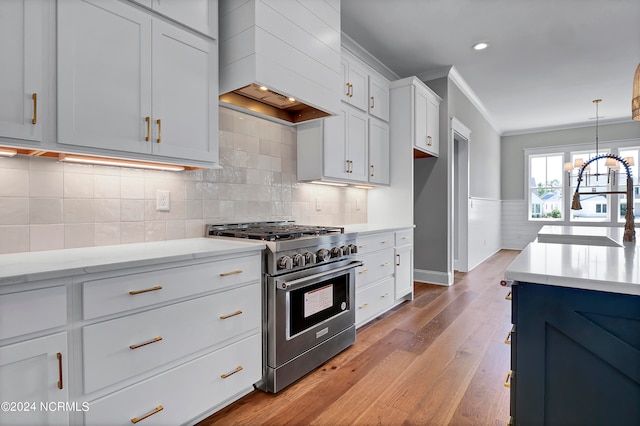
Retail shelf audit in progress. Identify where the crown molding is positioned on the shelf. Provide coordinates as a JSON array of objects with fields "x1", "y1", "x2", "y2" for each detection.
[
  {"x1": 502, "y1": 117, "x2": 636, "y2": 137},
  {"x1": 341, "y1": 32, "x2": 400, "y2": 81}
]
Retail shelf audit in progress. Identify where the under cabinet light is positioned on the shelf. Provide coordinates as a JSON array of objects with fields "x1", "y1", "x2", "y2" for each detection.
[
  {"x1": 0, "y1": 147, "x2": 18, "y2": 157},
  {"x1": 310, "y1": 180, "x2": 348, "y2": 187},
  {"x1": 58, "y1": 154, "x2": 185, "y2": 171},
  {"x1": 354, "y1": 185, "x2": 375, "y2": 189}
]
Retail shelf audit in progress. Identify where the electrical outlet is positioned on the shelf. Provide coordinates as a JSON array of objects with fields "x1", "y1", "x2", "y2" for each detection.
[
  {"x1": 356, "y1": 199, "x2": 361, "y2": 210},
  {"x1": 156, "y1": 190, "x2": 170, "y2": 211},
  {"x1": 316, "y1": 197, "x2": 321, "y2": 211}
]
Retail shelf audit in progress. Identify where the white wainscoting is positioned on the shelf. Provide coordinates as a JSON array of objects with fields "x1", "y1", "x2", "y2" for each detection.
[
  {"x1": 501, "y1": 200, "x2": 543, "y2": 250},
  {"x1": 467, "y1": 198, "x2": 502, "y2": 270}
]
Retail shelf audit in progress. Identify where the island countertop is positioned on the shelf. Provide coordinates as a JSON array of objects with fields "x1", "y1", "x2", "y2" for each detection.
[
  {"x1": 505, "y1": 241, "x2": 640, "y2": 296},
  {"x1": 0, "y1": 238, "x2": 265, "y2": 286},
  {"x1": 537, "y1": 225, "x2": 625, "y2": 247}
]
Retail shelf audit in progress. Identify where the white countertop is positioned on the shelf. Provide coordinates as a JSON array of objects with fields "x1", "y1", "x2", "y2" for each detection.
[
  {"x1": 0, "y1": 238, "x2": 265, "y2": 286},
  {"x1": 537, "y1": 225, "x2": 625, "y2": 247},
  {"x1": 505, "y1": 241, "x2": 640, "y2": 296},
  {"x1": 343, "y1": 224, "x2": 415, "y2": 235}
]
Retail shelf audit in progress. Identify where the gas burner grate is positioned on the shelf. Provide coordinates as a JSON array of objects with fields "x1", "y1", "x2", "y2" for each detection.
[{"x1": 207, "y1": 222, "x2": 344, "y2": 241}]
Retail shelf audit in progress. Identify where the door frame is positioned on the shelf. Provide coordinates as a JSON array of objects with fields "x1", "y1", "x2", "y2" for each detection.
[{"x1": 450, "y1": 117, "x2": 471, "y2": 273}]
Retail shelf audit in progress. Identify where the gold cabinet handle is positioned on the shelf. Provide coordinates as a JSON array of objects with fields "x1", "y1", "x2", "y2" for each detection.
[
  {"x1": 221, "y1": 365, "x2": 243, "y2": 379},
  {"x1": 219, "y1": 269, "x2": 243, "y2": 277},
  {"x1": 358, "y1": 303, "x2": 369, "y2": 309},
  {"x1": 505, "y1": 327, "x2": 513, "y2": 345},
  {"x1": 381, "y1": 240, "x2": 390, "y2": 244},
  {"x1": 131, "y1": 405, "x2": 163, "y2": 424},
  {"x1": 370, "y1": 164, "x2": 375, "y2": 177},
  {"x1": 504, "y1": 371, "x2": 512, "y2": 388},
  {"x1": 345, "y1": 160, "x2": 350, "y2": 173},
  {"x1": 57, "y1": 352, "x2": 63, "y2": 390},
  {"x1": 129, "y1": 336, "x2": 162, "y2": 350},
  {"x1": 156, "y1": 119, "x2": 161, "y2": 143},
  {"x1": 220, "y1": 310, "x2": 242, "y2": 320},
  {"x1": 381, "y1": 262, "x2": 390, "y2": 267},
  {"x1": 145, "y1": 116, "x2": 150, "y2": 141},
  {"x1": 358, "y1": 244, "x2": 367, "y2": 248},
  {"x1": 370, "y1": 96, "x2": 375, "y2": 109},
  {"x1": 129, "y1": 285, "x2": 163, "y2": 295},
  {"x1": 505, "y1": 290, "x2": 512, "y2": 301},
  {"x1": 358, "y1": 269, "x2": 369, "y2": 274},
  {"x1": 396, "y1": 253, "x2": 401, "y2": 266},
  {"x1": 381, "y1": 292, "x2": 390, "y2": 298},
  {"x1": 345, "y1": 82, "x2": 351, "y2": 97},
  {"x1": 31, "y1": 93, "x2": 37, "y2": 124},
  {"x1": 427, "y1": 135, "x2": 433, "y2": 146}
]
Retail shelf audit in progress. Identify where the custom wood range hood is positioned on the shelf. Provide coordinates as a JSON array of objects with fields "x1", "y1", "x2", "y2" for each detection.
[{"x1": 218, "y1": 0, "x2": 341, "y2": 125}]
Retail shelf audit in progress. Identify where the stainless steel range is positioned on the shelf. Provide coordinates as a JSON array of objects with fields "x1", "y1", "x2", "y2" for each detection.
[{"x1": 207, "y1": 221, "x2": 362, "y2": 393}]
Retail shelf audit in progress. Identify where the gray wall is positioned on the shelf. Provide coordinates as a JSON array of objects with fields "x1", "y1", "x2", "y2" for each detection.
[{"x1": 501, "y1": 121, "x2": 640, "y2": 200}]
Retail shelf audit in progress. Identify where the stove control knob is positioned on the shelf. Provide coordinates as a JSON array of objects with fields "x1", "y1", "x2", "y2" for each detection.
[
  {"x1": 341, "y1": 245, "x2": 350, "y2": 255},
  {"x1": 317, "y1": 249, "x2": 330, "y2": 262},
  {"x1": 278, "y1": 255, "x2": 293, "y2": 270},
  {"x1": 304, "y1": 252, "x2": 317, "y2": 265},
  {"x1": 292, "y1": 253, "x2": 306, "y2": 267},
  {"x1": 330, "y1": 247, "x2": 344, "y2": 258},
  {"x1": 348, "y1": 244, "x2": 358, "y2": 255}
]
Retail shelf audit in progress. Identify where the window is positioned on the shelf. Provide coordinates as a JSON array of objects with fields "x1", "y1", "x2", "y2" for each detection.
[
  {"x1": 526, "y1": 142, "x2": 640, "y2": 225},
  {"x1": 529, "y1": 154, "x2": 563, "y2": 220}
]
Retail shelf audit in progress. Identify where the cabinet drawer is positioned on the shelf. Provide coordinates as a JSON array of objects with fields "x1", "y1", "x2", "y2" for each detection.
[
  {"x1": 82, "y1": 254, "x2": 261, "y2": 319},
  {"x1": 83, "y1": 282, "x2": 260, "y2": 393},
  {"x1": 356, "y1": 248, "x2": 394, "y2": 288},
  {"x1": 355, "y1": 232, "x2": 394, "y2": 256},
  {"x1": 355, "y1": 277, "x2": 394, "y2": 327},
  {"x1": 85, "y1": 333, "x2": 261, "y2": 426},
  {"x1": 0, "y1": 286, "x2": 67, "y2": 340},
  {"x1": 395, "y1": 229, "x2": 413, "y2": 246}
]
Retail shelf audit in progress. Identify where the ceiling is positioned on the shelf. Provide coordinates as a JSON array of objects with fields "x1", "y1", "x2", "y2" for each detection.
[{"x1": 340, "y1": 0, "x2": 640, "y2": 135}]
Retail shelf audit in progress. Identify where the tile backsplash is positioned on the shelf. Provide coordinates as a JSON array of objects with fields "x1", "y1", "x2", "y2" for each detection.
[{"x1": 0, "y1": 108, "x2": 367, "y2": 254}]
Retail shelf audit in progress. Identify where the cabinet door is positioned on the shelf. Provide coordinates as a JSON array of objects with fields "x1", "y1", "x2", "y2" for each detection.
[
  {"x1": 0, "y1": 0, "x2": 44, "y2": 144},
  {"x1": 57, "y1": 0, "x2": 152, "y2": 154},
  {"x1": 323, "y1": 106, "x2": 349, "y2": 180},
  {"x1": 341, "y1": 58, "x2": 368, "y2": 112},
  {"x1": 414, "y1": 84, "x2": 430, "y2": 153},
  {"x1": 395, "y1": 244, "x2": 413, "y2": 299},
  {"x1": 368, "y1": 118, "x2": 389, "y2": 185},
  {"x1": 0, "y1": 333, "x2": 68, "y2": 426},
  {"x1": 151, "y1": 20, "x2": 217, "y2": 163},
  {"x1": 346, "y1": 107, "x2": 368, "y2": 182},
  {"x1": 426, "y1": 95, "x2": 439, "y2": 156},
  {"x1": 368, "y1": 75, "x2": 389, "y2": 122},
  {"x1": 151, "y1": 0, "x2": 214, "y2": 36}
]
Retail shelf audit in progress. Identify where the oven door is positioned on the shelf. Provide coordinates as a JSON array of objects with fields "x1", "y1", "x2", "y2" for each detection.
[{"x1": 266, "y1": 259, "x2": 362, "y2": 368}]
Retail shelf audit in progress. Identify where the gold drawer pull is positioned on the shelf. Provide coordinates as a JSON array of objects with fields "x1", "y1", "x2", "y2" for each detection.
[
  {"x1": 130, "y1": 336, "x2": 162, "y2": 350},
  {"x1": 358, "y1": 269, "x2": 369, "y2": 274},
  {"x1": 358, "y1": 303, "x2": 369, "y2": 309},
  {"x1": 370, "y1": 95, "x2": 375, "y2": 109},
  {"x1": 219, "y1": 269, "x2": 243, "y2": 277},
  {"x1": 505, "y1": 328, "x2": 513, "y2": 345},
  {"x1": 32, "y1": 93, "x2": 38, "y2": 124},
  {"x1": 221, "y1": 365, "x2": 243, "y2": 379},
  {"x1": 156, "y1": 119, "x2": 162, "y2": 143},
  {"x1": 220, "y1": 310, "x2": 243, "y2": 320},
  {"x1": 145, "y1": 116, "x2": 150, "y2": 141},
  {"x1": 427, "y1": 135, "x2": 433, "y2": 146},
  {"x1": 131, "y1": 405, "x2": 163, "y2": 424},
  {"x1": 370, "y1": 164, "x2": 375, "y2": 177},
  {"x1": 358, "y1": 244, "x2": 367, "y2": 248},
  {"x1": 504, "y1": 371, "x2": 512, "y2": 388},
  {"x1": 129, "y1": 285, "x2": 163, "y2": 295},
  {"x1": 381, "y1": 240, "x2": 390, "y2": 244},
  {"x1": 381, "y1": 262, "x2": 390, "y2": 266},
  {"x1": 57, "y1": 352, "x2": 63, "y2": 390},
  {"x1": 381, "y1": 293, "x2": 390, "y2": 298},
  {"x1": 505, "y1": 290, "x2": 512, "y2": 301}
]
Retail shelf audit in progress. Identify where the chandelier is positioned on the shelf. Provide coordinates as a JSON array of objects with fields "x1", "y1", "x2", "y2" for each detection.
[
  {"x1": 566, "y1": 99, "x2": 635, "y2": 242},
  {"x1": 633, "y1": 63, "x2": 640, "y2": 121}
]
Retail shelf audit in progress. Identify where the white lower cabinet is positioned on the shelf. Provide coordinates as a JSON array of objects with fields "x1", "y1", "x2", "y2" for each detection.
[
  {"x1": 394, "y1": 229, "x2": 414, "y2": 299},
  {"x1": 85, "y1": 333, "x2": 260, "y2": 426},
  {"x1": 355, "y1": 277, "x2": 394, "y2": 326},
  {"x1": 0, "y1": 332, "x2": 69, "y2": 426}
]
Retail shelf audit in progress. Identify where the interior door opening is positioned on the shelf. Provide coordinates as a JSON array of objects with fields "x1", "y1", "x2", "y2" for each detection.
[{"x1": 453, "y1": 125, "x2": 469, "y2": 273}]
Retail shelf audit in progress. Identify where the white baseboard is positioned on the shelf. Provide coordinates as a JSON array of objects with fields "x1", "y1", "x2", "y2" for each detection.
[{"x1": 414, "y1": 269, "x2": 453, "y2": 286}]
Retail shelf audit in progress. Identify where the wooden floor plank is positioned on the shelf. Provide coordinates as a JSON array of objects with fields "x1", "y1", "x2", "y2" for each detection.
[{"x1": 197, "y1": 250, "x2": 520, "y2": 426}]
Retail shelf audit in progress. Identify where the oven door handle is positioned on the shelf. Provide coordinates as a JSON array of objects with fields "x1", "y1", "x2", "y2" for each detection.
[{"x1": 277, "y1": 261, "x2": 363, "y2": 291}]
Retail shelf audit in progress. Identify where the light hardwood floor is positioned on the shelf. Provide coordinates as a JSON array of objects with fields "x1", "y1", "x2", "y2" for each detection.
[{"x1": 198, "y1": 249, "x2": 520, "y2": 426}]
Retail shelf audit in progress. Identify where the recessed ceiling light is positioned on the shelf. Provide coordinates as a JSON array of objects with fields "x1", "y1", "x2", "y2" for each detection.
[
  {"x1": 472, "y1": 42, "x2": 489, "y2": 51},
  {"x1": 259, "y1": 86, "x2": 268, "y2": 91}
]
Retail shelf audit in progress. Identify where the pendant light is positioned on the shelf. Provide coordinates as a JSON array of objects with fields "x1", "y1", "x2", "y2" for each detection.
[{"x1": 633, "y1": 63, "x2": 640, "y2": 121}]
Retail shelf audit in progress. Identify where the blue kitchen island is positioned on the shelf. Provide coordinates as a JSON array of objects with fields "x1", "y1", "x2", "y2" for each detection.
[{"x1": 504, "y1": 240, "x2": 640, "y2": 425}]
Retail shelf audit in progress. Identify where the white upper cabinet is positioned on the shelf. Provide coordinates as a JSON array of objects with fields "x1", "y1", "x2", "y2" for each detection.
[
  {"x1": 368, "y1": 74, "x2": 390, "y2": 122},
  {"x1": 390, "y1": 76, "x2": 441, "y2": 158},
  {"x1": 57, "y1": 0, "x2": 218, "y2": 166},
  {"x1": 341, "y1": 56, "x2": 369, "y2": 112},
  {"x1": 0, "y1": 0, "x2": 45, "y2": 145},
  {"x1": 129, "y1": 0, "x2": 216, "y2": 37}
]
